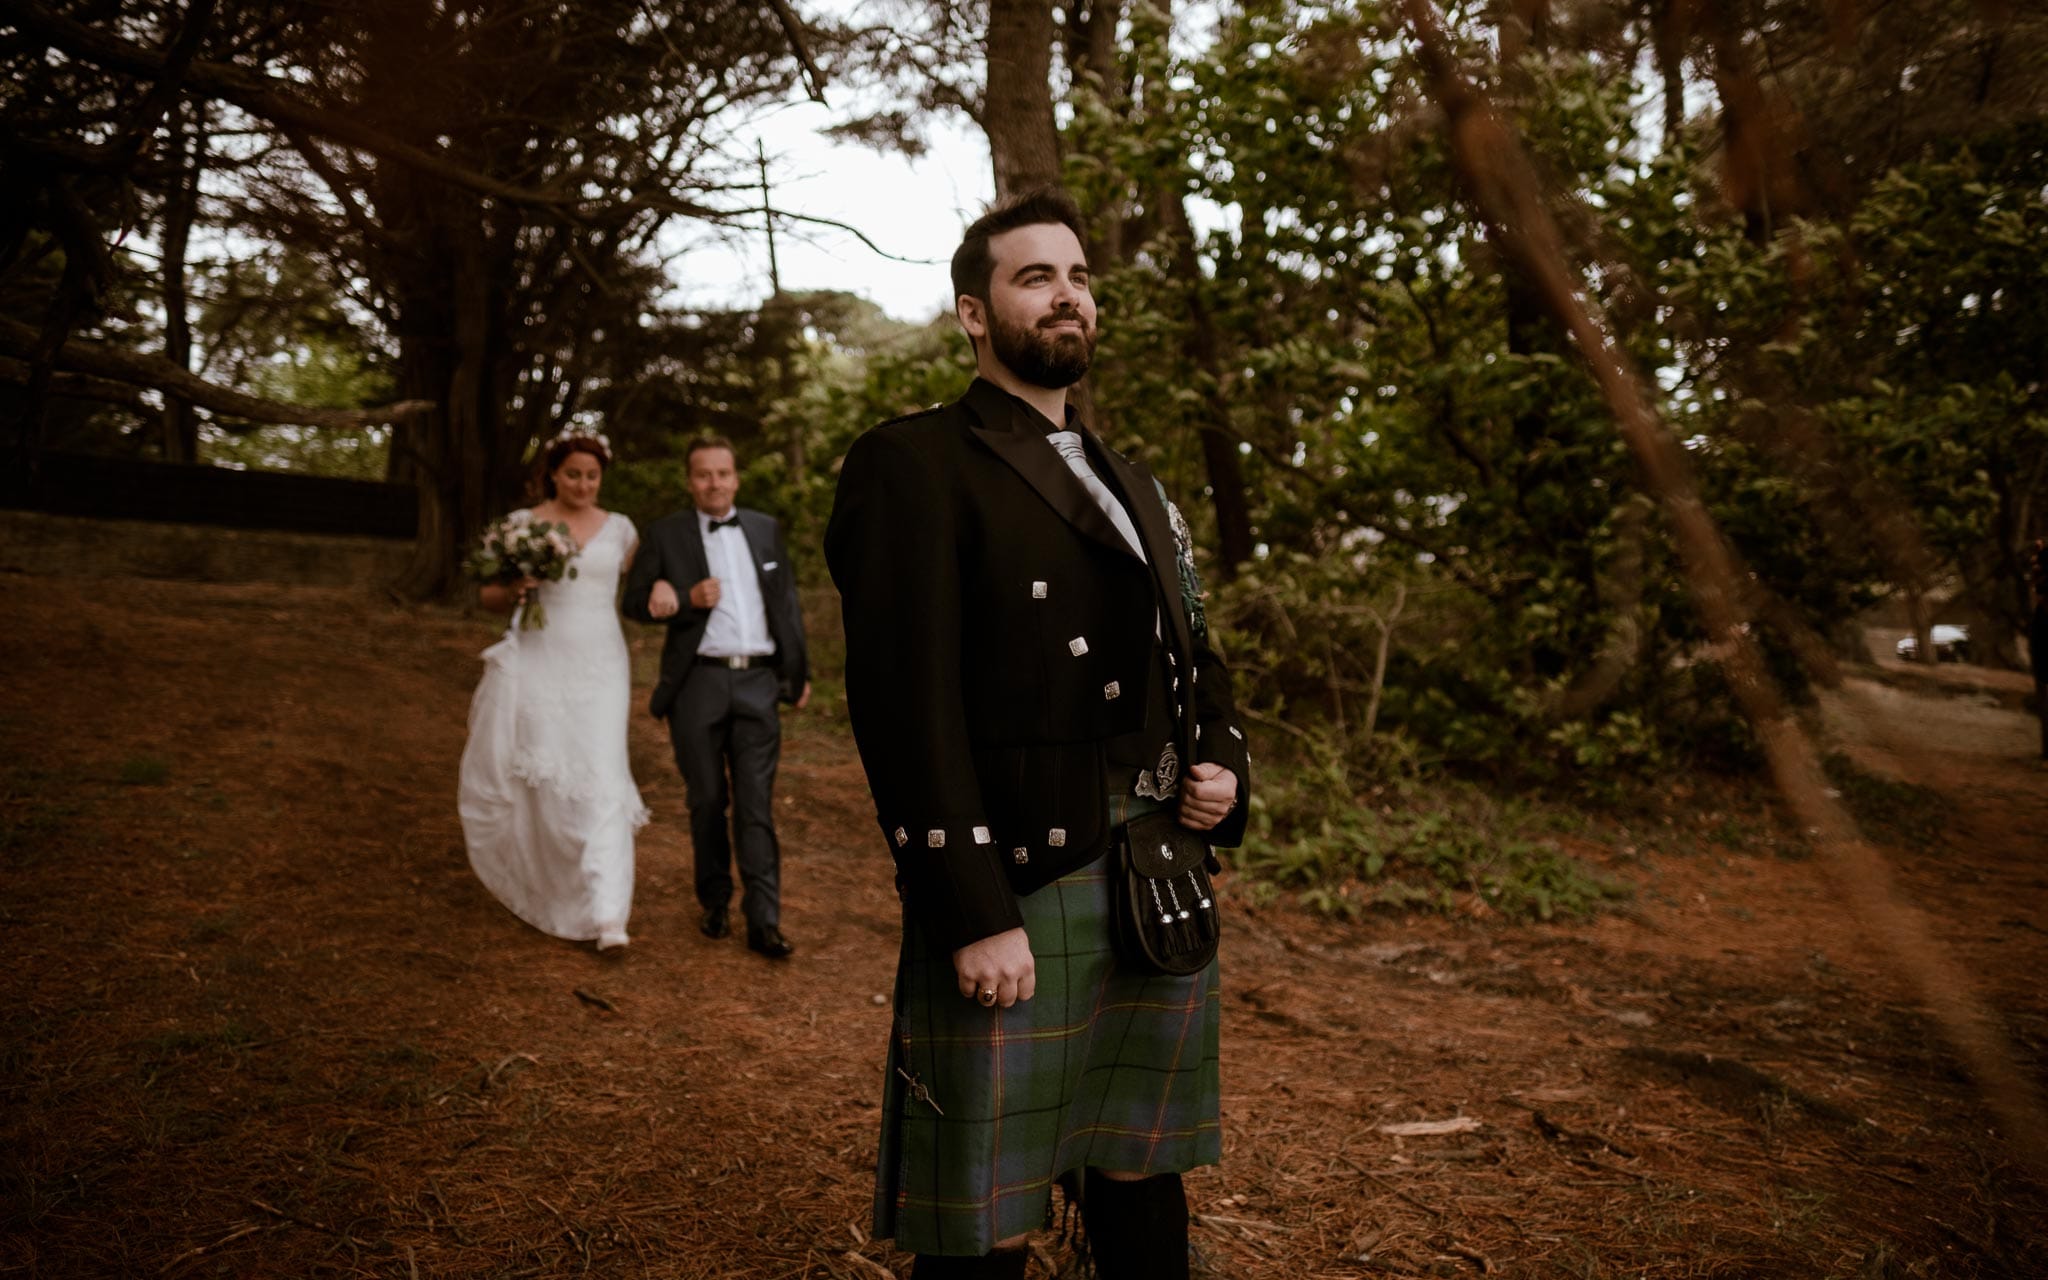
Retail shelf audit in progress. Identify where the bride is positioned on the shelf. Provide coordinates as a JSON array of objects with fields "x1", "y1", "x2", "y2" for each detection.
[{"x1": 460, "y1": 433, "x2": 648, "y2": 951}]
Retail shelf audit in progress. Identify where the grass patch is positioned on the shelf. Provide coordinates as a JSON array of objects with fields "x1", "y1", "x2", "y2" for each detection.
[
  {"x1": 1821, "y1": 753, "x2": 1951, "y2": 851},
  {"x1": 186, "y1": 909, "x2": 246, "y2": 946},
  {"x1": 137, "y1": 1021, "x2": 262, "y2": 1060},
  {"x1": 0, "y1": 767, "x2": 85, "y2": 866},
  {"x1": 1235, "y1": 772, "x2": 1626, "y2": 922},
  {"x1": 372, "y1": 1042, "x2": 438, "y2": 1070},
  {"x1": 353, "y1": 1041, "x2": 445, "y2": 1109},
  {"x1": 116, "y1": 755, "x2": 171, "y2": 786}
]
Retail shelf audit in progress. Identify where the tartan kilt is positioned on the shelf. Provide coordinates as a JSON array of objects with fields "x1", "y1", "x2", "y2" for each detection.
[{"x1": 872, "y1": 843, "x2": 1223, "y2": 1256}]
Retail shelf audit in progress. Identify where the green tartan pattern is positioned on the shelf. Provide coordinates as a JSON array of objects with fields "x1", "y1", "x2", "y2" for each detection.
[{"x1": 872, "y1": 802, "x2": 1222, "y2": 1257}]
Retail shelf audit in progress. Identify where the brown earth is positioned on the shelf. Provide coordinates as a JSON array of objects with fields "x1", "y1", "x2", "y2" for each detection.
[{"x1": 2, "y1": 574, "x2": 2044, "y2": 1279}]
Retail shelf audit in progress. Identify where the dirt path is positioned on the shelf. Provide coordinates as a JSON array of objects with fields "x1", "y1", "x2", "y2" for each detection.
[{"x1": 2, "y1": 576, "x2": 2043, "y2": 1278}]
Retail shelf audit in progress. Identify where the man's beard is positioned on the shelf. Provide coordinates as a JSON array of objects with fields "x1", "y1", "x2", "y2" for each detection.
[{"x1": 988, "y1": 305, "x2": 1096, "y2": 389}]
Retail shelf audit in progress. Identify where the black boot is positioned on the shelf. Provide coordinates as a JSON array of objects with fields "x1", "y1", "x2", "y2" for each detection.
[
  {"x1": 911, "y1": 1245, "x2": 1029, "y2": 1279},
  {"x1": 1081, "y1": 1169, "x2": 1189, "y2": 1280}
]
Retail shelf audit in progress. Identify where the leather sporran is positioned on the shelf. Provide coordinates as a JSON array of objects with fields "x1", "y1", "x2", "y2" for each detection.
[{"x1": 1110, "y1": 809, "x2": 1220, "y2": 976}]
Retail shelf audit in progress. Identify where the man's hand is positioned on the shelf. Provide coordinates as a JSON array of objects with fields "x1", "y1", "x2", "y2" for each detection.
[
  {"x1": 954, "y1": 927, "x2": 1035, "y2": 1009},
  {"x1": 795, "y1": 681, "x2": 812, "y2": 710},
  {"x1": 1177, "y1": 762, "x2": 1239, "y2": 831},
  {"x1": 648, "y1": 579, "x2": 680, "y2": 619},
  {"x1": 689, "y1": 577, "x2": 722, "y2": 610}
]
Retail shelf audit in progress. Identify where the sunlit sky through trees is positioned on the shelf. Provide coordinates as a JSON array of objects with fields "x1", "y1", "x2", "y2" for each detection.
[{"x1": 660, "y1": 0, "x2": 993, "y2": 323}]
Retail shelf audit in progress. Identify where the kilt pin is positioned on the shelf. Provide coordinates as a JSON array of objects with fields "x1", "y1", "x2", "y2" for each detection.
[{"x1": 825, "y1": 377, "x2": 1254, "y2": 1258}]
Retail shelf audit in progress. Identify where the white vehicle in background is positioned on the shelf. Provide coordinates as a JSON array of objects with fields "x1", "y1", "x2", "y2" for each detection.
[{"x1": 1896, "y1": 624, "x2": 1971, "y2": 663}]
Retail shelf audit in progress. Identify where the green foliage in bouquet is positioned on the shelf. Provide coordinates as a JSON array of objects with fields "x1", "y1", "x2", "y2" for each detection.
[{"x1": 464, "y1": 515, "x2": 581, "y2": 630}]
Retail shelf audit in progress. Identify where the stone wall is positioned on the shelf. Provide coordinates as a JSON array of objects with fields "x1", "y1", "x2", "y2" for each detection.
[{"x1": 0, "y1": 509, "x2": 413, "y2": 588}]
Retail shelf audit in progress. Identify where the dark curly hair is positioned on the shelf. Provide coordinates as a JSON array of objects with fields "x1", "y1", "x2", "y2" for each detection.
[
  {"x1": 537, "y1": 434, "x2": 611, "y2": 499},
  {"x1": 949, "y1": 185, "x2": 1089, "y2": 310}
]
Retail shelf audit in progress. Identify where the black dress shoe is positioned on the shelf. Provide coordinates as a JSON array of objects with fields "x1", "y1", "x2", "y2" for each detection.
[
  {"x1": 746, "y1": 924, "x2": 795, "y2": 959},
  {"x1": 700, "y1": 905, "x2": 731, "y2": 940}
]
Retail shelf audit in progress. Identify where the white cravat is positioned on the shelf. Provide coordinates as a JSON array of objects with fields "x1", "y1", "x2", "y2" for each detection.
[
  {"x1": 1046, "y1": 430, "x2": 1145, "y2": 561},
  {"x1": 695, "y1": 510, "x2": 775, "y2": 658}
]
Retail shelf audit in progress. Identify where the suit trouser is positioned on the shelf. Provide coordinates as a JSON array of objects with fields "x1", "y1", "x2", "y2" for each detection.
[{"x1": 667, "y1": 666, "x2": 783, "y2": 929}]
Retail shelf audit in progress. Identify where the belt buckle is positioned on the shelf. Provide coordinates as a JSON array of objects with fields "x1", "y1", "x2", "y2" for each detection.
[{"x1": 724, "y1": 655, "x2": 747, "y2": 670}]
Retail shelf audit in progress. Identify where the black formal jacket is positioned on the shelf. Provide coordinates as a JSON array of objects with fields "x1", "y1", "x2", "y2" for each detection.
[
  {"x1": 621, "y1": 506, "x2": 809, "y2": 717},
  {"x1": 824, "y1": 377, "x2": 1252, "y2": 952}
]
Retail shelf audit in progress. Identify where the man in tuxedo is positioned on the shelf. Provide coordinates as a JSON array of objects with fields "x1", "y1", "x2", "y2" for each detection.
[
  {"x1": 623, "y1": 436, "x2": 809, "y2": 959},
  {"x1": 825, "y1": 188, "x2": 1251, "y2": 1279}
]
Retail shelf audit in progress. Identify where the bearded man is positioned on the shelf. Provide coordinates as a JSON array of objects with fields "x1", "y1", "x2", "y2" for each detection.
[{"x1": 825, "y1": 187, "x2": 1253, "y2": 1278}]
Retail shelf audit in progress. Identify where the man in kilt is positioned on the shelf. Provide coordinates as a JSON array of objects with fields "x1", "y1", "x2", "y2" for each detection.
[{"x1": 824, "y1": 186, "x2": 1252, "y2": 1279}]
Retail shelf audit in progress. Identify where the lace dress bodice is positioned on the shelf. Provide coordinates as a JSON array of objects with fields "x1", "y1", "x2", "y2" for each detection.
[{"x1": 495, "y1": 513, "x2": 636, "y2": 800}]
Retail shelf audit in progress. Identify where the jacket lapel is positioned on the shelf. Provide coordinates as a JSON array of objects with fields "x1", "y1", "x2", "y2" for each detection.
[
  {"x1": 736, "y1": 509, "x2": 767, "y2": 574},
  {"x1": 735, "y1": 509, "x2": 786, "y2": 653},
  {"x1": 1094, "y1": 443, "x2": 1197, "y2": 668},
  {"x1": 962, "y1": 378, "x2": 1142, "y2": 561},
  {"x1": 677, "y1": 511, "x2": 711, "y2": 585}
]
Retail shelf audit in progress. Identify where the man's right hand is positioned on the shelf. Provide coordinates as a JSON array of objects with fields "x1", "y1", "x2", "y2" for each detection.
[
  {"x1": 648, "y1": 578, "x2": 680, "y2": 619},
  {"x1": 688, "y1": 577, "x2": 721, "y2": 610},
  {"x1": 954, "y1": 927, "x2": 1035, "y2": 1009}
]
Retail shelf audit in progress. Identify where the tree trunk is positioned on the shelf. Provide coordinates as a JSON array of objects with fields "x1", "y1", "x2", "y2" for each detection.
[
  {"x1": 1649, "y1": 0, "x2": 1689, "y2": 144},
  {"x1": 363, "y1": 1, "x2": 531, "y2": 599},
  {"x1": 1065, "y1": 0, "x2": 1128, "y2": 260},
  {"x1": 1159, "y1": 197, "x2": 1254, "y2": 574},
  {"x1": 985, "y1": 0, "x2": 1062, "y2": 198},
  {"x1": 159, "y1": 98, "x2": 200, "y2": 464},
  {"x1": 385, "y1": 185, "x2": 499, "y2": 599}
]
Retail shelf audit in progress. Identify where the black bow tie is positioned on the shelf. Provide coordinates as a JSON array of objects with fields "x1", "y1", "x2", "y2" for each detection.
[{"x1": 708, "y1": 516, "x2": 740, "y2": 532}]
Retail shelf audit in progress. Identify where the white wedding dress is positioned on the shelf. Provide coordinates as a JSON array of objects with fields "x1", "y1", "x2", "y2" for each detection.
[{"x1": 459, "y1": 511, "x2": 649, "y2": 948}]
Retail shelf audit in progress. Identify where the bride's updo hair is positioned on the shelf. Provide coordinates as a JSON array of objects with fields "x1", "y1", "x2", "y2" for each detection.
[{"x1": 537, "y1": 434, "x2": 612, "y2": 498}]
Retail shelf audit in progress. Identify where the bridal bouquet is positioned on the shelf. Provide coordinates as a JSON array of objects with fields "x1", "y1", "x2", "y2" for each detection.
[{"x1": 464, "y1": 511, "x2": 580, "y2": 630}]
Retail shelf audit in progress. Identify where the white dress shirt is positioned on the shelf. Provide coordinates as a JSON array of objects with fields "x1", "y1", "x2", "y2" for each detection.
[{"x1": 695, "y1": 509, "x2": 776, "y2": 658}]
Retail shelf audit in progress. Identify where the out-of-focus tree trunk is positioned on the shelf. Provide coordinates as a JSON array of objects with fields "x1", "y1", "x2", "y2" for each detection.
[
  {"x1": 985, "y1": 0, "x2": 1061, "y2": 198},
  {"x1": 1157, "y1": 195, "x2": 1254, "y2": 574},
  {"x1": 159, "y1": 98, "x2": 201, "y2": 464},
  {"x1": 1066, "y1": 0, "x2": 1127, "y2": 261}
]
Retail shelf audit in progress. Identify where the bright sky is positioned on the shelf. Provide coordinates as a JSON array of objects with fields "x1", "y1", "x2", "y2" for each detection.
[{"x1": 664, "y1": 93, "x2": 994, "y2": 324}]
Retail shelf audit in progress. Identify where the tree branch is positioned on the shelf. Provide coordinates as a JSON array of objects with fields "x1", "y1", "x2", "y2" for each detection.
[
  {"x1": 0, "y1": 318, "x2": 434, "y2": 430},
  {"x1": 1399, "y1": 0, "x2": 2048, "y2": 1179},
  {"x1": 764, "y1": 0, "x2": 828, "y2": 104},
  {"x1": 0, "y1": 0, "x2": 721, "y2": 223},
  {"x1": 0, "y1": 358, "x2": 155, "y2": 416},
  {"x1": 107, "y1": 0, "x2": 216, "y2": 174}
]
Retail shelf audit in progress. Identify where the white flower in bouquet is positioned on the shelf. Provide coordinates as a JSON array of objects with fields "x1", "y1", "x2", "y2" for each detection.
[{"x1": 464, "y1": 512, "x2": 581, "y2": 630}]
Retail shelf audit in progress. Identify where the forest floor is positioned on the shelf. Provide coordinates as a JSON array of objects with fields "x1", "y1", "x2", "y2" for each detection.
[{"x1": 2, "y1": 574, "x2": 2045, "y2": 1280}]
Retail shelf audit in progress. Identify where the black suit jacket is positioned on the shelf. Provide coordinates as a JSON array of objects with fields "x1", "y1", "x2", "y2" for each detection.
[
  {"x1": 621, "y1": 507, "x2": 809, "y2": 716},
  {"x1": 824, "y1": 377, "x2": 1252, "y2": 952}
]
